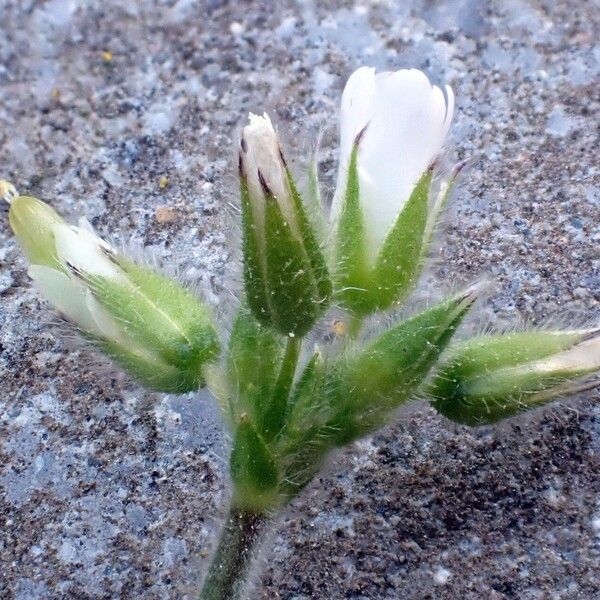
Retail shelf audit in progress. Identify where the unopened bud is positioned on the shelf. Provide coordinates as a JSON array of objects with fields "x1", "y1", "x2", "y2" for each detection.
[
  {"x1": 428, "y1": 329, "x2": 600, "y2": 425},
  {"x1": 8, "y1": 196, "x2": 220, "y2": 393},
  {"x1": 239, "y1": 113, "x2": 331, "y2": 337}
]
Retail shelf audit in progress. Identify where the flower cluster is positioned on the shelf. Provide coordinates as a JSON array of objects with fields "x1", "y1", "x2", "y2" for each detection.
[{"x1": 4, "y1": 66, "x2": 599, "y2": 600}]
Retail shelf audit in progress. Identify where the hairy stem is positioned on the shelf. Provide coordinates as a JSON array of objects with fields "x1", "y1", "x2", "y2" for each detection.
[{"x1": 199, "y1": 505, "x2": 269, "y2": 600}]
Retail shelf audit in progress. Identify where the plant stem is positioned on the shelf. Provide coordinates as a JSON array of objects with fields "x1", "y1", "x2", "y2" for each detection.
[
  {"x1": 199, "y1": 505, "x2": 268, "y2": 600},
  {"x1": 264, "y1": 335, "x2": 301, "y2": 440}
]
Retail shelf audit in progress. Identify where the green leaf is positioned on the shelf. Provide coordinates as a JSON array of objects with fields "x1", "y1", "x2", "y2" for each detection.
[
  {"x1": 373, "y1": 169, "x2": 432, "y2": 310},
  {"x1": 263, "y1": 191, "x2": 319, "y2": 337},
  {"x1": 226, "y1": 306, "x2": 284, "y2": 429},
  {"x1": 240, "y1": 176, "x2": 272, "y2": 328},
  {"x1": 230, "y1": 417, "x2": 280, "y2": 511},
  {"x1": 333, "y1": 136, "x2": 375, "y2": 316}
]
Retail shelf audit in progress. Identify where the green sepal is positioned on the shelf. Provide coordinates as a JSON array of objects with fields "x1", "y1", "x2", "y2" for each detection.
[
  {"x1": 230, "y1": 417, "x2": 280, "y2": 511},
  {"x1": 285, "y1": 165, "x2": 332, "y2": 311},
  {"x1": 333, "y1": 137, "x2": 374, "y2": 316},
  {"x1": 428, "y1": 331, "x2": 595, "y2": 426},
  {"x1": 263, "y1": 192, "x2": 319, "y2": 337},
  {"x1": 329, "y1": 289, "x2": 477, "y2": 444},
  {"x1": 9, "y1": 196, "x2": 64, "y2": 270},
  {"x1": 226, "y1": 306, "x2": 284, "y2": 429},
  {"x1": 95, "y1": 337, "x2": 201, "y2": 393},
  {"x1": 83, "y1": 261, "x2": 220, "y2": 385},
  {"x1": 240, "y1": 176, "x2": 272, "y2": 328},
  {"x1": 374, "y1": 169, "x2": 432, "y2": 310}
]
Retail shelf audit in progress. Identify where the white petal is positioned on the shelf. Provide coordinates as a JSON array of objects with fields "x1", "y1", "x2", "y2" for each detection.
[
  {"x1": 52, "y1": 222, "x2": 124, "y2": 281},
  {"x1": 340, "y1": 67, "x2": 376, "y2": 155},
  {"x1": 332, "y1": 67, "x2": 455, "y2": 263},
  {"x1": 330, "y1": 67, "x2": 375, "y2": 225},
  {"x1": 241, "y1": 112, "x2": 297, "y2": 230},
  {"x1": 28, "y1": 265, "x2": 102, "y2": 335},
  {"x1": 85, "y1": 291, "x2": 126, "y2": 344},
  {"x1": 533, "y1": 335, "x2": 600, "y2": 374}
]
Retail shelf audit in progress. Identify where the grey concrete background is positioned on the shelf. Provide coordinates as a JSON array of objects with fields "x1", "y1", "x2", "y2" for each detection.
[{"x1": 0, "y1": 0, "x2": 599, "y2": 598}]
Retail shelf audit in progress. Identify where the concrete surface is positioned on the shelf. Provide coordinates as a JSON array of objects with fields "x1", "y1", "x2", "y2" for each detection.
[{"x1": 0, "y1": 1, "x2": 598, "y2": 598}]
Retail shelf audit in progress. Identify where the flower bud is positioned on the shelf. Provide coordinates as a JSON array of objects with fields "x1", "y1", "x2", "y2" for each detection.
[
  {"x1": 428, "y1": 329, "x2": 600, "y2": 425},
  {"x1": 331, "y1": 68, "x2": 455, "y2": 316},
  {"x1": 239, "y1": 113, "x2": 332, "y2": 337},
  {"x1": 8, "y1": 195, "x2": 220, "y2": 393}
]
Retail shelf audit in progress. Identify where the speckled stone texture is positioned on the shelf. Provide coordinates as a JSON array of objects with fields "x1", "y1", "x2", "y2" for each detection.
[{"x1": 0, "y1": 0, "x2": 598, "y2": 598}]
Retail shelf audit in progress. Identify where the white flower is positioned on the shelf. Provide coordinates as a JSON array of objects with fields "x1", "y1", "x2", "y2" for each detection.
[
  {"x1": 240, "y1": 113, "x2": 298, "y2": 240},
  {"x1": 332, "y1": 67, "x2": 454, "y2": 262}
]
